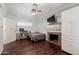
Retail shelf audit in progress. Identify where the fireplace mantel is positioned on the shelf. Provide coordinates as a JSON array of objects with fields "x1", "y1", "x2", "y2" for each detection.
[{"x1": 47, "y1": 31, "x2": 61, "y2": 34}]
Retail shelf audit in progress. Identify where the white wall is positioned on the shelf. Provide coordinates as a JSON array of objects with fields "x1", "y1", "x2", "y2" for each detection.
[
  {"x1": 15, "y1": 16, "x2": 39, "y2": 33},
  {"x1": 3, "y1": 17, "x2": 6, "y2": 44},
  {"x1": 36, "y1": 4, "x2": 78, "y2": 34},
  {"x1": 4, "y1": 16, "x2": 40, "y2": 40},
  {"x1": 37, "y1": 13, "x2": 61, "y2": 34},
  {"x1": 3, "y1": 17, "x2": 16, "y2": 44}
]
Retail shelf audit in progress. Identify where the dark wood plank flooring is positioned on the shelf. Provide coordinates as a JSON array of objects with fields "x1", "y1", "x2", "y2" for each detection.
[{"x1": 2, "y1": 39, "x2": 70, "y2": 55}]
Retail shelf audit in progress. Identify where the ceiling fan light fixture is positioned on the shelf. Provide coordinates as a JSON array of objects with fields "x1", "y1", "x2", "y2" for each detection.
[
  {"x1": 32, "y1": 12, "x2": 36, "y2": 15},
  {"x1": 32, "y1": 9, "x2": 36, "y2": 12},
  {"x1": 32, "y1": 3, "x2": 38, "y2": 8},
  {"x1": 32, "y1": 9, "x2": 36, "y2": 15},
  {"x1": 32, "y1": 3, "x2": 42, "y2": 15}
]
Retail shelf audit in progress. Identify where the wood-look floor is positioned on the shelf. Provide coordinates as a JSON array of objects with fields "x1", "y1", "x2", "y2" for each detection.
[{"x1": 2, "y1": 39, "x2": 70, "y2": 55}]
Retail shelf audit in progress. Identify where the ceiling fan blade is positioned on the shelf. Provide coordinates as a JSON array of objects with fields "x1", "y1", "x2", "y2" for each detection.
[
  {"x1": 37, "y1": 10, "x2": 42, "y2": 12},
  {"x1": 32, "y1": 3, "x2": 38, "y2": 8}
]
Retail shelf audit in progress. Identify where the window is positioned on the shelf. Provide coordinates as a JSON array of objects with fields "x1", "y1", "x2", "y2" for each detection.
[{"x1": 17, "y1": 22, "x2": 32, "y2": 26}]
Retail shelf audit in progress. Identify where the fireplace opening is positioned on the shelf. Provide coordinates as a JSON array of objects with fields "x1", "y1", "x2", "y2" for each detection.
[{"x1": 50, "y1": 34, "x2": 58, "y2": 43}]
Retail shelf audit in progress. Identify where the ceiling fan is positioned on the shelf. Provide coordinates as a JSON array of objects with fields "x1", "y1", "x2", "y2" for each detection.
[{"x1": 32, "y1": 3, "x2": 42, "y2": 15}]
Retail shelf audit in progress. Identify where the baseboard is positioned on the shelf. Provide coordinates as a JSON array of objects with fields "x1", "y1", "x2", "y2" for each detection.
[
  {"x1": 62, "y1": 50, "x2": 72, "y2": 55},
  {"x1": 3, "y1": 39, "x2": 27, "y2": 46},
  {"x1": 3, "y1": 40, "x2": 16, "y2": 46}
]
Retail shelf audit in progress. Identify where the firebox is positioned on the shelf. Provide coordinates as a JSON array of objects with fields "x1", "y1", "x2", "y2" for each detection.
[
  {"x1": 47, "y1": 32, "x2": 61, "y2": 46},
  {"x1": 50, "y1": 34, "x2": 58, "y2": 43}
]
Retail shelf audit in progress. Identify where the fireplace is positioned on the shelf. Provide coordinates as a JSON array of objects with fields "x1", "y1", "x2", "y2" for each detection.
[
  {"x1": 50, "y1": 34, "x2": 58, "y2": 43},
  {"x1": 47, "y1": 32, "x2": 61, "y2": 46}
]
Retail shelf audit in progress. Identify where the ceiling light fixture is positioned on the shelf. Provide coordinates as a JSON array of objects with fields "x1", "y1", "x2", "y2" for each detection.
[
  {"x1": 32, "y1": 9, "x2": 36, "y2": 15},
  {"x1": 32, "y1": 3, "x2": 42, "y2": 16},
  {"x1": 32, "y1": 12, "x2": 36, "y2": 15},
  {"x1": 32, "y1": 3, "x2": 38, "y2": 9}
]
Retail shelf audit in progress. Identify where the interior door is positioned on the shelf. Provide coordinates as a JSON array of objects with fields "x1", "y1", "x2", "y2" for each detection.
[
  {"x1": 61, "y1": 7, "x2": 73, "y2": 54},
  {"x1": 5, "y1": 18, "x2": 16, "y2": 44},
  {"x1": 0, "y1": 5, "x2": 3, "y2": 54},
  {"x1": 72, "y1": 5, "x2": 79, "y2": 54},
  {"x1": 62, "y1": 8, "x2": 72, "y2": 36}
]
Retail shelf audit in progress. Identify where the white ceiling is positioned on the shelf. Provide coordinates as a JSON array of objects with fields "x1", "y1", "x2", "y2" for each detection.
[{"x1": 4, "y1": 3, "x2": 78, "y2": 19}]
